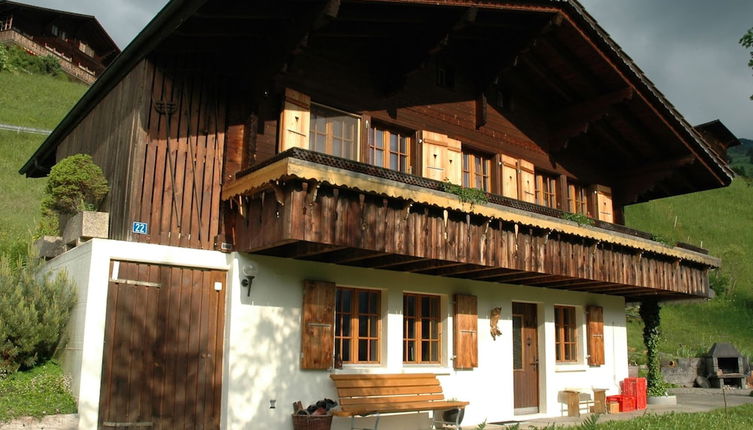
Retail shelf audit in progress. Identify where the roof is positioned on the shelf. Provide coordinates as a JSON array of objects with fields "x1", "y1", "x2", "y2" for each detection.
[
  {"x1": 0, "y1": 0, "x2": 120, "y2": 54},
  {"x1": 19, "y1": 0, "x2": 734, "y2": 193}
]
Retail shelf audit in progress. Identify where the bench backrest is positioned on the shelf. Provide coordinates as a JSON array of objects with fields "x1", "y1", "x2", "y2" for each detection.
[{"x1": 330, "y1": 373, "x2": 446, "y2": 412}]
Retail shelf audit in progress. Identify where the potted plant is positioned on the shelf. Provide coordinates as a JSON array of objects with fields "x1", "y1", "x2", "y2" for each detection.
[{"x1": 38, "y1": 154, "x2": 110, "y2": 250}]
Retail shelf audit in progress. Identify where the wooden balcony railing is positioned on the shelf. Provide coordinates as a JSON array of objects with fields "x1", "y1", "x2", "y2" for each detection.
[
  {"x1": 0, "y1": 29, "x2": 97, "y2": 85},
  {"x1": 222, "y1": 149, "x2": 718, "y2": 301}
]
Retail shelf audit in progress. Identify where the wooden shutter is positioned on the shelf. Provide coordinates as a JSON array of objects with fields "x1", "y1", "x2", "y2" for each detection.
[
  {"x1": 593, "y1": 185, "x2": 614, "y2": 223},
  {"x1": 518, "y1": 159, "x2": 536, "y2": 203},
  {"x1": 501, "y1": 155, "x2": 519, "y2": 199},
  {"x1": 301, "y1": 280, "x2": 335, "y2": 370},
  {"x1": 280, "y1": 88, "x2": 310, "y2": 151},
  {"x1": 586, "y1": 305, "x2": 605, "y2": 366},
  {"x1": 453, "y1": 294, "x2": 478, "y2": 369},
  {"x1": 422, "y1": 131, "x2": 462, "y2": 184}
]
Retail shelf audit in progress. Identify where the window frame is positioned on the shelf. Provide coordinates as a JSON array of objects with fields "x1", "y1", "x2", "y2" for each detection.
[
  {"x1": 308, "y1": 102, "x2": 360, "y2": 161},
  {"x1": 461, "y1": 148, "x2": 492, "y2": 192},
  {"x1": 335, "y1": 286, "x2": 382, "y2": 365},
  {"x1": 554, "y1": 305, "x2": 579, "y2": 363},
  {"x1": 367, "y1": 123, "x2": 412, "y2": 173},
  {"x1": 403, "y1": 293, "x2": 442, "y2": 365},
  {"x1": 535, "y1": 172, "x2": 559, "y2": 209},
  {"x1": 567, "y1": 182, "x2": 590, "y2": 216}
]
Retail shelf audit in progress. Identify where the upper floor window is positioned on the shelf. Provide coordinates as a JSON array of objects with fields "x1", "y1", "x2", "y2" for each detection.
[
  {"x1": 78, "y1": 41, "x2": 94, "y2": 57},
  {"x1": 335, "y1": 287, "x2": 381, "y2": 364},
  {"x1": 1, "y1": 15, "x2": 12, "y2": 31},
  {"x1": 535, "y1": 172, "x2": 559, "y2": 209},
  {"x1": 555, "y1": 306, "x2": 578, "y2": 363},
  {"x1": 309, "y1": 104, "x2": 359, "y2": 160},
  {"x1": 368, "y1": 125, "x2": 410, "y2": 173},
  {"x1": 50, "y1": 24, "x2": 58, "y2": 36},
  {"x1": 567, "y1": 182, "x2": 589, "y2": 216},
  {"x1": 403, "y1": 293, "x2": 441, "y2": 364},
  {"x1": 462, "y1": 150, "x2": 491, "y2": 192}
]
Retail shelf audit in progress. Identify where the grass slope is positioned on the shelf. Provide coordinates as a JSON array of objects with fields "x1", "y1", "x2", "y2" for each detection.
[
  {"x1": 625, "y1": 178, "x2": 753, "y2": 362},
  {"x1": 0, "y1": 72, "x2": 85, "y2": 247}
]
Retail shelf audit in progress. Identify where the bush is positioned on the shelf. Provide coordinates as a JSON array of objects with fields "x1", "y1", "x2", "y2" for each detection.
[
  {"x1": 0, "y1": 253, "x2": 76, "y2": 374},
  {"x1": 0, "y1": 44, "x2": 62, "y2": 77},
  {"x1": 41, "y1": 154, "x2": 109, "y2": 218}
]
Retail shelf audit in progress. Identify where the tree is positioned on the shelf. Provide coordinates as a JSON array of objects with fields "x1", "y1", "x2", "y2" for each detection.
[{"x1": 741, "y1": 28, "x2": 753, "y2": 100}]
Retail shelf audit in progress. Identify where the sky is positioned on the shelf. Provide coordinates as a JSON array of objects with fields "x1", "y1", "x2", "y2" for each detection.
[{"x1": 20, "y1": 0, "x2": 753, "y2": 138}]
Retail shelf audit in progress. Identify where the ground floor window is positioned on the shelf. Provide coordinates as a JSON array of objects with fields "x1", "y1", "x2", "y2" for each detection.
[
  {"x1": 335, "y1": 287, "x2": 381, "y2": 364},
  {"x1": 555, "y1": 306, "x2": 578, "y2": 362},
  {"x1": 403, "y1": 293, "x2": 441, "y2": 364}
]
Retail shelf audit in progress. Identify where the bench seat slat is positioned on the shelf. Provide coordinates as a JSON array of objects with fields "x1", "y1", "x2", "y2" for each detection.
[
  {"x1": 334, "y1": 400, "x2": 469, "y2": 416},
  {"x1": 337, "y1": 385, "x2": 443, "y2": 397},
  {"x1": 332, "y1": 378, "x2": 440, "y2": 388},
  {"x1": 340, "y1": 394, "x2": 445, "y2": 406},
  {"x1": 330, "y1": 373, "x2": 440, "y2": 381}
]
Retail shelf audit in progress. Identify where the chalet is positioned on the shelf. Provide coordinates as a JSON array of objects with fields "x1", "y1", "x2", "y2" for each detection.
[
  {"x1": 20, "y1": 0, "x2": 735, "y2": 429},
  {"x1": 0, "y1": 0, "x2": 119, "y2": 84}
]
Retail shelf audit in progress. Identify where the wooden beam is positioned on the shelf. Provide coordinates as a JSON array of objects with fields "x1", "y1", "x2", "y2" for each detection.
[
  {"x1": 396, "y1": 260, "x2": 466, "y2": 273},
  {"x1": 549, "y1": 87, "x2": 634, "y2": 151}
]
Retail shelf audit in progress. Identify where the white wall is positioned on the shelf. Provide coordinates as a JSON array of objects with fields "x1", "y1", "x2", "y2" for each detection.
[
  {"x1": 226, "y1": 253, "x2": 629, "y2": 429},
  {"x1": 47, "y1": 240, "x2": 627, "y2": 430},
  {"x1": 44, "y1": 239, "x2": 230, "y2": 430}
]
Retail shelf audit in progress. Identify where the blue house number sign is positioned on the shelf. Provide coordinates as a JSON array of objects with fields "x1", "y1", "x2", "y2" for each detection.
[{"x1": 132, "y1": 222, "x2": 148, "y2": 235}]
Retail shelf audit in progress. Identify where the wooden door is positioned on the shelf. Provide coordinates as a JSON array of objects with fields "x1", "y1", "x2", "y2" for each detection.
[
  {"x1": 99, "y1": 261, "x2": 226, "y2": 430},
  {"x1": 512, "y1": 302, "x2": 539, "y2": 414}
]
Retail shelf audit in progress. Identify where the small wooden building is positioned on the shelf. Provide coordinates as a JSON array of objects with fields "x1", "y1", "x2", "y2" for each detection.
[
  {"x1": 21, "y1": 0, "x2": 735, "y2": 429},
  {"x1": 0, "y1": 0, "x2": 119, "y2": 84}
]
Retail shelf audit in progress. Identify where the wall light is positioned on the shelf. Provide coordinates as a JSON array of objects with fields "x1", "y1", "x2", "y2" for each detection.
[{"x1": 241, "y1": 263, "x2": 258, "y2": 296}]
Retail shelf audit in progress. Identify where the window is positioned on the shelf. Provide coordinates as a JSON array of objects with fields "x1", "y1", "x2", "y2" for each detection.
[
  {"x1": 535, "y1": 173, "x2": 558, "y2": 209},
  {"x1": 50, "y1": 24, "x2": 58, "y2": 36},
  {"x1": 462, "y1": 150, "x2": 491, "y2": 191},
  {"x1": 309, "y1": 104, "x2": 359, "y2": 160},
  {"x1": 555, "y1": 306, "x2": 578, "y2": 362},
  {"x1": 567, "y1": 182, "x2": 589, "y2": 216},
  {"x1": 1, "y1": 15, "x2": 12, "y2": 31},
  {"x1": 78, "y1": 41, "x2": 94, "y2": 57},
  {"x1": 403, "y1": 293, "x2": 441, "y2": 364},
  {"x1": 335, "y1": 287, "x2": 381, "y2": 364},
  {"x1": 368, "y1": 125, "x2": 410, "y2": 173}
]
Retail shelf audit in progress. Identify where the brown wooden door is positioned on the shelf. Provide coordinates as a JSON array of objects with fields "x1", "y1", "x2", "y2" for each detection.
[
  {"x1": 512, "y1": 302, "x2": 539, "y2": 413},
  {"x1": 98, "y1": 261, "x2": 226, "y2": 430}
]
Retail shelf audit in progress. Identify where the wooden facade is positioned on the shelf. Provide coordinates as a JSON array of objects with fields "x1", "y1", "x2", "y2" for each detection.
[
  {"x1": 21, "y1": 0, "x2": 734, "y2": 302},
  {"x1": 0, "y1": 1, "x2": 119, "y2": 84}
]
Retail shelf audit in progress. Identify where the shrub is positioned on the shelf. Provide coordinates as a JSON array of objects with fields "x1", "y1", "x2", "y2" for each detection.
[
  {"x1": 0, "y1": 253, "x2": 76, "y2": 374},
  {"x1": 41, "y1": 154, "x2": 109, "y2": 217},
  {"x1": 0, "y1": 44, "x2": 62, "y2": 77}
]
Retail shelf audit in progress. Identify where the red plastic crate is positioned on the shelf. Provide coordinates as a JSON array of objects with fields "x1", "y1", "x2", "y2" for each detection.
[
  {"x1": 621, "y1": 377, "x2": 647, "y2": 410},
  {"x1": 606, "y1": 394, "x2": 636, "y2": 412}
]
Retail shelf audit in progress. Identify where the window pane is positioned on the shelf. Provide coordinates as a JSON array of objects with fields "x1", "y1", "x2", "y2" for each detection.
[
  {"x1": 358, "y1": 340, "x2": 368, "y2": 361},
  {"x1": 341, "y1": 339, "x2": 350, "y2": 361},
  {"x1": 421, "y1": 297, "x2": 430, "y2": 316},
  {"x1": 341, "y1": 316, "x2": 350, "y2": 335},
  {"x1": 400, "y1": 136, "x2": 408, "y2": 153},
  {"x1": 358, "y1": 292, "x2": 369, "y2": 314},
  {"x1": 405, "y1": 296, "x2": 415, "y2": 316},
  {"x1": 400, "y1": 154, "x2": 407, "y2": 172},
  {"x1": 429, "y1": 320, "x2": 439, "y2": 340},
  {"x1": 359, "y1": 316, "x2": 369, "y2": 337},
  {"x1": 390, "y1": 153, "x2": 399, "y2": 170},
  {"x1": 375, "y1": 131, "x2": 383, "y2": 149},
  {"x1": 369, "y1": 316, "x2": 378, "y2": 337},
  {"x1": 390, "y1": 134, "x2": 398, "y2": 152},
  {"x1": 341, "y1": 290, "x2": 351, "y2": 312},
  {"x1": 513, "y1": 316, "x2": 523, "y2": 370},
  {"x1": 421, "y1": 319, "x2": 430, "y2": 339},
  {"x1": 369, "y1": 340, "x2": 378, "y2": 361},
  {"x1": 368, "y1": 293, "x2": 378, "y2": 313}
]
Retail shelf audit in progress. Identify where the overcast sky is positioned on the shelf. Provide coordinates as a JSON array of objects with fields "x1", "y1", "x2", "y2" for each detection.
[{"x1": 21, "y1": 0, "x2": 753, "y2": 138}]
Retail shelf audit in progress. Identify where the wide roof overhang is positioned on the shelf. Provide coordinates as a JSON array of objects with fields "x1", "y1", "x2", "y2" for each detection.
[{"x1": 20, "y1": 0, "x2": 732, "y2": 206}]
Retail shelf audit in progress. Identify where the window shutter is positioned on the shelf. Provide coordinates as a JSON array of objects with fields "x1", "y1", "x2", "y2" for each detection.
[
  {"x1": 518, "y1": 159, "x2": 536, "y2": 203},
  {"x1": 501, "y1": 155, "x2": 519, "y2": 199},
  {"x1": 593, "y1": 185, "x2": 614, "y2": 223},
  {"x1": 280, "y1": 88, "x2": 310, "y2": 152},
  {"x1": 453, "y1": 294, "x2": 478, "y2": 369},
  {"x1": 586, "y1": 305, "x2": 605, "y2": 366},
  {"x1": 422, "y1": 131, "x2": 462, "y2": 184},
  {"x1": 301, "y1": 280, "x2": 335, "y2": 370}
]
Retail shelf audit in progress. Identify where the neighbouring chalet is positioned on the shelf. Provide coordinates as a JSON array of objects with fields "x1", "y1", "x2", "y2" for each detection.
[
  {"x1": 20, "y1": 0, "x2": 738, "y2": 429},
  {"x1": 0, "y1": 1, "x2": 119, "y2": 84}
]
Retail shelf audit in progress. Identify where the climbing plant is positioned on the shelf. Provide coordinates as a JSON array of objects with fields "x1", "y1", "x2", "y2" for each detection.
[{"x1": 640, "y1": 299, "x2": 668, "y2": 396}]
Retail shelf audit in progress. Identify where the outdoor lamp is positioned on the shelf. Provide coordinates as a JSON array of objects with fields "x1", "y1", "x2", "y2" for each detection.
[{"x1": 241, "y1": 263, "x2": 258, "y2": 296}]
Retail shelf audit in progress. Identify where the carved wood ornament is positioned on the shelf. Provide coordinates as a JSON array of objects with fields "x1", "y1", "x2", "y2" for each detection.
[{"x1": 490, "y1": 307, "x2": 502, "y2": 340}]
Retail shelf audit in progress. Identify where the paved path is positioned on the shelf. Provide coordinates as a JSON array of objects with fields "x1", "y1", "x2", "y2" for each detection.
[{"x1": 461, "y1": 388, "x2": 753, "y2": 429}]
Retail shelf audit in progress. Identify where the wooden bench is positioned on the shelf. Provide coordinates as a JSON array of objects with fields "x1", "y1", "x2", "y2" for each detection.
[
  {"x1": 330, "y1": 373, "x2": 469, "y2": 430},
  {"x1": 561, "y1": 388, "x2": 607, "y2": 417}
]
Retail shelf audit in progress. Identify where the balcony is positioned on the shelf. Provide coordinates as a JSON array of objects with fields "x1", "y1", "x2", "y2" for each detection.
[
  {"x1": 0, "y1": 29, "x2": 97, "y2": 85},
  {"x1": 222, "y1": 149, "x2": 717, "y2": 301}
]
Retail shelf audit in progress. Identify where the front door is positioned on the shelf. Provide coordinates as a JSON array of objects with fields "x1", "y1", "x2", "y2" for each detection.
[
  {"x1": 512, "y1": 302, "x2": 539, "y2": 414},
  {"x1": 98, "y1": 261, "x2": 227, "y2": 429}
]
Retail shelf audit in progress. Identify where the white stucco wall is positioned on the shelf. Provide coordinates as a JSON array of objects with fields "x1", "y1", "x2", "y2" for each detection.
[
  {"x1": 44, "y1": 239, "x2": 230, "y2": 430},
  {"x1": 48, "y1": 240, "x2": 627, "y2": 430},
  {"x1": 227, "y1": 253, "x2": 629, "y2": 429}
]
